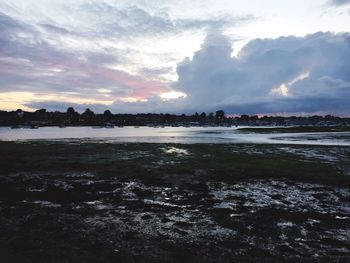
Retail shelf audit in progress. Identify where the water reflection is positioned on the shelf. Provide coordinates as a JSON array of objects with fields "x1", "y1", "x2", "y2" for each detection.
[{"x1": 0, "y1": 126, "x2": 349, "y2": 146}]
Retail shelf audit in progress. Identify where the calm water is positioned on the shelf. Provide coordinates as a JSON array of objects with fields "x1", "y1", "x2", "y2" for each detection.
[{"x1": 0, "y1": 126, "x2": 350, "y2": 146}]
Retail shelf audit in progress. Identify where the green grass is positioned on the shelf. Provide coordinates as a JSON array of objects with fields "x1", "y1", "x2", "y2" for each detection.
[{"x1": 0, "y1": 141, "x2": 348, "y2": 185}]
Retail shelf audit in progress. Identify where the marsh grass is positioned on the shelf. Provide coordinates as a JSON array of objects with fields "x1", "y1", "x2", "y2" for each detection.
[{"x1": 0, "y1": 141, "x2": 347, "y2": 185}]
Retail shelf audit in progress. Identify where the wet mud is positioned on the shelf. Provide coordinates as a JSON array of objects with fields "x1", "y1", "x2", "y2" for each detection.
[{"x1": 1, "y1": 171, "x2": 349, "y2": 262}]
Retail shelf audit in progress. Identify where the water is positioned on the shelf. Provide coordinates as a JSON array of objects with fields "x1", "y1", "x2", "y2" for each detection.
[{"x1": 0, "y1": 126, "x2": 350, "y2": 145}]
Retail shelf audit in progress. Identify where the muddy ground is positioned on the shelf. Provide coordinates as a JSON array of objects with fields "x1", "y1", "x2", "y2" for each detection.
[{"x1": 0, "y1": 142, "x2": 349, "y2": 262}]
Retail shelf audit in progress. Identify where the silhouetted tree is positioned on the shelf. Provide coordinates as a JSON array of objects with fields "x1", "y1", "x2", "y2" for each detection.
[
  {"x1": 215, "y1": 110, "x2": 225, "y2": 119},
  {"x1": 66, "y1": 107, "x2": 79, "y2": 124},
  {"x1": 194, "y1": 112, "x2": 199, "y2": 122},
  {"x1": 199, "y1": 112, "x2": 207, "y2": 123},
  {"x1": 104, "y1": 110, "x2": 112, "y2": 116},
  {"x1": 82, "y1": 108, "x2": 95, "y2": 124},
  {"x1": 35, "y1": 109, "x2": 46, "y2": 114},
  {"x1": 240, "y1": 114, "x2": 249, "y2": 122},
  {"x1": 67, "y1": 107, "x2": 76, "y2": 115}
]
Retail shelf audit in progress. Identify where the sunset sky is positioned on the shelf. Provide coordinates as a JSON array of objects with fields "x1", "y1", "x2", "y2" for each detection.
[{"x1": 0, "y1": 0, "x2": 350, "y2": 115}]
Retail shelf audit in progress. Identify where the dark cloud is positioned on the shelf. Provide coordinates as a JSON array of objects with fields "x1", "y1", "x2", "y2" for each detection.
[
  {"x1": 221, "y1": 96, "x2": 350, "y2": 115},
  {"x1": 173, "y1": 31, "x2": 350, "y2": 115},
  {"x1": 0, "y1": 12, "x2": 24, "y2": 33},
  {"x1": 328, "y1": 0, "x2": 350, "y2": 6}
]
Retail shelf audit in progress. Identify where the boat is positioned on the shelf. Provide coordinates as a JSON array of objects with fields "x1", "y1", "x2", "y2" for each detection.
[{"x1": 104, "y1": 123, "x2": 115, "y2": 128}]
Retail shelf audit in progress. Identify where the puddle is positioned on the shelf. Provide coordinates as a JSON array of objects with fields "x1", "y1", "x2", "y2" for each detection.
[{"x1": 162, "y1": 146, "x2": 190, "y2": 155}]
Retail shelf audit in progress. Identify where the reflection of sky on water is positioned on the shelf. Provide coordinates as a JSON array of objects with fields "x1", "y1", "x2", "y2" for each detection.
[{"x1": 0, "y1": 126, "x2": 350, "y2": 146}]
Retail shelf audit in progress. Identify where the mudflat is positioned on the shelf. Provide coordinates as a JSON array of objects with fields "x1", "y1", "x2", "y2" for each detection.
[{"x1": 0, "y1": 141, "x2": 349, "y2": 262}]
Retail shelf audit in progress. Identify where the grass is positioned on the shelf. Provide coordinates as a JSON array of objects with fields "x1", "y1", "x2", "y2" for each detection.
[{"x1": 0, "y1": 141, "x2": 348, "y2": 185}]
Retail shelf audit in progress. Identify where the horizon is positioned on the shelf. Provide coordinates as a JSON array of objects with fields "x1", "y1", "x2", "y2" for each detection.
[
  {"x1": 1, "y1": 0, "x2": 350, "y2": 115},
  {"x1": 2, "y1": 107, "x2": 350, "y2": 118}
]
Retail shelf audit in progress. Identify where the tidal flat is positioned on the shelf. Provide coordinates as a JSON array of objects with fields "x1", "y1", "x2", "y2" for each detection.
[{"x1": 0, "y1": 141, "x2": 349, "y2": 262}]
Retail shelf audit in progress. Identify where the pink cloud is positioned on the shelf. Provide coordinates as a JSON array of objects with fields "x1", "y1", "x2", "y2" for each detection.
[{"x1": 38, "y1": 55, "x2": 171, "y2": 100}]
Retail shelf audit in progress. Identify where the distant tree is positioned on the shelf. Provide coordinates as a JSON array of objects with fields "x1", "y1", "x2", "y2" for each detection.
[
  {"x1": 250, "y1": 115, "x2": 259, "y2": 121},
  {"x1": 15, "y1": 109, "x2": 24, "y2": 117},
  {"x1": 82, "y1": 108, "x2": 95, "y2": 124},
  {"x1": 164, "y1": 113, "x2": 172, "y2": 123},
  {"x1": 65, "y1": 107, "x2": 80, "y2": 125},
  {"x1": 83, "y1": 108, "x2": 94, "y2": 116},
  {"x1": 33, "y1": 108, "x2": 48, "y2": 122},
  {"x1": 325, "y1": 115, "x2": 335, "y2": 120},
  {"x1": 102, "y1": 110, "x2": 112, "y2": 123},
  {"x1": 67, "y1": 107, "x2": 76, "y2": 115},
  {"x1": 215, "y1": 110, "x2": 225, "y2": 119},
  {"x1": 194, "y1": 112, "x2": 199, "y2": 122},
  {"x1": 199, "y1": 112, "x2": 207, "y2": 123},
  {"x1": 104, "y1": 110, "x2": 112, "y2": 116},
  {"x1": 240, "y1": 114, "x2": 249, "y2": 122},
  {"x1": 35, "y1": 108, "x2": 46, "y2": 114}
]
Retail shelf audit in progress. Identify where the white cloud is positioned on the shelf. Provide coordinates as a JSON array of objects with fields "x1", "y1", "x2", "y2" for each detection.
[
  {"x1": 173, "y1": 31, "x2": 350, "y2": 114},
  {"x1": 159, "y1": 91, "x2": 186, "y2": 100},
  {"x1": 270, "y1": 71, "x2": 310, "y2": 97}
]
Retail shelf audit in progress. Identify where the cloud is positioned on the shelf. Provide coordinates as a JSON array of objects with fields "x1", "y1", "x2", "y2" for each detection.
[
  {"x1": 0, "y1": 10, "x2": 170, "y2": 102},
  {"x1": 174, "y1": 14, "x2": 256, "y2": 31},
  {"x1": 0, "y1": 1, "x2": 255, "y2": 111},
  {"x1": 173, "y1": 31, "x2": 350, "y2": 115},
  {"x1": 328, "y1": 0, "x2": 350, "y2": 6},
  {"x1": 26, "y1": 95, "x2": 188, "y2": 114},
  {"x1": 43, "y1": 1, "x2": 254, "y2": 41},
  {"x1": 16, "y1": 29, "x2": 350, "y2": 115},
  {"x1": 1, "y1": 1, "x2": 349, "y2": 115}
]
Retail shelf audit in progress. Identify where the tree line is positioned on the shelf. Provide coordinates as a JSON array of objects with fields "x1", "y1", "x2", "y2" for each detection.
[{"x1": 0, "y1": 107, "x2": 349, "y2": 127}]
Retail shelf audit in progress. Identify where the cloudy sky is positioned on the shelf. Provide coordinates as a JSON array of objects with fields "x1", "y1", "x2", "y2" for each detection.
[{"x1": 0, "y1": 0, "x2": 349, "y2": 115}]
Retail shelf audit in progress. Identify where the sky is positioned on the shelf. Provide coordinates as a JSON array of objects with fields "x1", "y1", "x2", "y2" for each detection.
[{"x1": 0, "y1": 0, "x2": 350, "y2": 115}]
